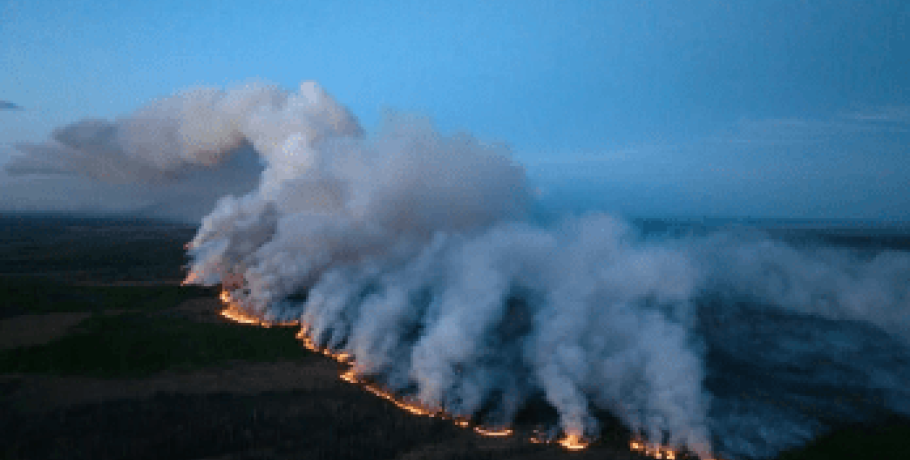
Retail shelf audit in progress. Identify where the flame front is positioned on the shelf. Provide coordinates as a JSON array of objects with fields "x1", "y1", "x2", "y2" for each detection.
[
  {"x1": 212, "y1": 287, "x2": 725, "y2": 458},
  {"x1": 473, "y1": 427, "x2": 513, "y2": 437},
  {"x1": 218, "y1": 290, "x2": 299, "y2": 327},
  {"x1": 630, "y1": 439, "x2": 686, "y2": 460},
  {"x1": 558, "y1": 434, "x2": 589, "y2": 451},
  {"x1": 181, "y1": 271, "x2": 199, "y2": 286}
]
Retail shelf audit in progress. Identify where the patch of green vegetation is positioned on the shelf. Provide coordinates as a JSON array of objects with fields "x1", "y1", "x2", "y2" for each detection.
[
  {"x1": 0, "y1": 313, "x2": 314, "y2": 377},
  {"x1": 0, "y1": 214, "x2": 196, "y2": 280},
  {"x1": 0, "y1": 276, "x2": 214, "y2": 317},
  {"x1": 776, "y1": 416, "x2": 910, "y2": 460}
]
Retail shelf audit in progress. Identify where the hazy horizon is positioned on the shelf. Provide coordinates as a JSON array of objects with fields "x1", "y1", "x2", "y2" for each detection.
[{"x1": 2, "y1": 1, "x2": 909, "y2": 222}]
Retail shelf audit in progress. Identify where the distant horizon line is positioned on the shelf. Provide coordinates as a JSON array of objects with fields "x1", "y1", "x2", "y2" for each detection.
[{"x1": 3, "y1": 209, "x2": 910, "y2": 231}]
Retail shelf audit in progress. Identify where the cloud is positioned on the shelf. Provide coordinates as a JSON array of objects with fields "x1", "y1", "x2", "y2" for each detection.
[
  {"x1": 0, "y1": 101, "x2": 23, "y2": 110},
  {"x1": 712, "y1": 108, "x2": 910, "y2": 146}
]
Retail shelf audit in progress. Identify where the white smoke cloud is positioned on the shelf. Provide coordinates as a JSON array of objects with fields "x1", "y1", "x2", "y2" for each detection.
[
  {"x1": 694, "y1": 231, "x2": 910, "y2": 344},
  {"x1": 11, "y1": 80, "x2": 908, "y2": 459},
  {"x1": 174, "y1": 81, "x2": 718, "y2": 458},
  {"x1": 176, "y1": 81, "x2": 910, "y2": 459},
  {"x1": 6, "y1": 82, "x2": 285, "y2": 181},
  {"x1": 1, "y1": 81, "x2": 360, "y2": 221}
]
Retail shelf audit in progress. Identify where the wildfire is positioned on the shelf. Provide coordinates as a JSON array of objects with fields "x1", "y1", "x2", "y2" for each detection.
[
  {"x1": 218, "y1": 290, "x2": 300, "y2": 327},
  {"x1": 527, "y1": 429, "x2": 589, "y2": 451},
  {"x1": 181, "y1": 272, "x2": 199, "y2": 286},
  {"x1": 630, "y1": 439, "x2": 685, "y2": 460},
  {"x1": 558, "y1": 434, "x2": 589, "y2": 451},
  {"x1": 210, "y1": 287, "x2": 725, "y2": 459},
  {"x1": 296, "y1": 329, "x2": 356, "y2": 365},
  {"x1": 367, "y1": 386, "x2": 443, "y2": 416},
  {"x1": 473, "y1": 427, "x2": 513, "y2": 437},
  {"x1": 340, "y1": 369, "x2": 359, "y2": 383}
]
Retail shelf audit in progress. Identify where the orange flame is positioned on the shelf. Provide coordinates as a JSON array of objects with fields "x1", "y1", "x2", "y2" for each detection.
[
  {"x1": 217, "y1": 290, "x2": 299, "y2": 328},
  {"x1": 362, "y1": 385, "x2": 442, "y2": 417},
  {"x1": 474, "y1": 427, "x2": 513, "y2": 437},
  {"x1": 630, "y1": 439, "x2": 688, "y2": 460},
  {"x1": 558, "y1": 434, "x2": 589, "y2": 451},
  {"x1": 340, "y1": 369, "x2": 359, "y2": 383},
  {"x1": 208, "y1": 287, "x2": 726, "y2": 458},
  {"x1": 181, "y1": 272, "x2": 199, "y2": 286}
]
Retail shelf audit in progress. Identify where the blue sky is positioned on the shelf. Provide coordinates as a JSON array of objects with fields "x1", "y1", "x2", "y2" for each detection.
[{"x1": 2, "y1": 0, "x2": 909, "y2": 220}]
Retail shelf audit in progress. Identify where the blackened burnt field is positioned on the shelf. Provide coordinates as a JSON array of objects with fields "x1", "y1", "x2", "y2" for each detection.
[{"x1": 1, "y1": 214, "x2": 908, "y2": 460}]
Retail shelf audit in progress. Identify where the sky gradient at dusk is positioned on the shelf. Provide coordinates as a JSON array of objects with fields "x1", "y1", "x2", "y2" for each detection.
[{"x1": 2, "y1": 0, "x2": 908, "y2": 220}]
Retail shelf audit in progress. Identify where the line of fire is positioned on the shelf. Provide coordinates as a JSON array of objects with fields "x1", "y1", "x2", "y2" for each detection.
[{"x1": 207, "y1": 284, "x2": 718, "y2": 460}]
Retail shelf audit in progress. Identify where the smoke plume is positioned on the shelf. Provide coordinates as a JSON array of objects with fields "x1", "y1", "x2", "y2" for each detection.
[
  {"x1": 177, "y1": 81, "x2": 910, "y2": 459},
  {"x1": 11, "y1": 81, "x2": 909, "y2": 459},
  {"x1": 2, "y1": 82, "x2": 349, "y2": 220}
]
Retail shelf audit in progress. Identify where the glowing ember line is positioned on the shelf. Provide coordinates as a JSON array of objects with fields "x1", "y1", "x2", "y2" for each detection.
[
  {"x1": 218, "y1": 290, "x2": 299, "y2": 328},
  {"x1": 557, "y1": 434, "x2": 588, "y2": 451},
  {"x1": 210, "y1": 289, "x2": 730, "y2": 458},
  {"x1": 629, "y1": 439, "x2": 690, "y2": 460},
  {"x1": 341, "y1": 369, "x2": 359, "y2": 383},
  {"x1": 473, "y1": 427, "x2": 513, "y2": 437}
]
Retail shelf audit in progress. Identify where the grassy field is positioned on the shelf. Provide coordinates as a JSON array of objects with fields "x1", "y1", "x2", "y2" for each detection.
[
  {"x1": 1, "y1": 213, "x2": 907, "y2": 460},
  {"x1": 0, "y1": 311, "x2": 313, "y2": 377}
]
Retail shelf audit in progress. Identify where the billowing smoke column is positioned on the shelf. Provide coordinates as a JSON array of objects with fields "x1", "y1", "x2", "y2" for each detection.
[
  {"x1": 6, "y1": 83, "x2": 299, "y2": 182},
  {"x1": 21, "y1": 80, "x2": 907, "y2": 459},
  {"x1": 180, "y1": 81, "x2": 715, "y2": 457},
  {"x1": 3, "y1": 83, "x2": 321, "y2": 219},
  {"x1": 179, "y1": 82, "x2": 910, "y2": 459}
]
